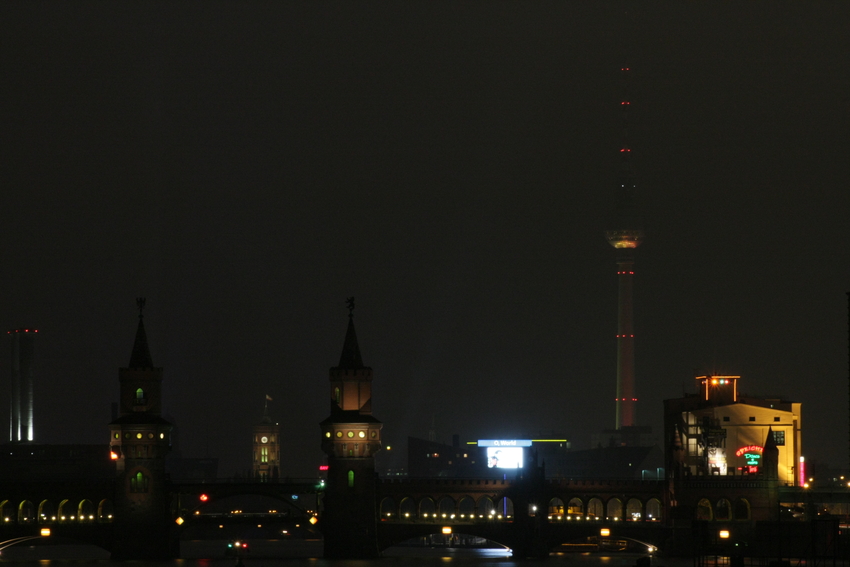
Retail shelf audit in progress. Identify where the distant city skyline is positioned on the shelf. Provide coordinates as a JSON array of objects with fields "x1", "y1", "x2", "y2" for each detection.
[{"x1": 1, "y1": 2, "x2": 849, "y2": 478}]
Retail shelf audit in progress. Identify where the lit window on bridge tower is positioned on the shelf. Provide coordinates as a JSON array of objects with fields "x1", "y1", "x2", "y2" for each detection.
[{"x1": 130, "y1": 471, "x2": 149, "y2": 493}]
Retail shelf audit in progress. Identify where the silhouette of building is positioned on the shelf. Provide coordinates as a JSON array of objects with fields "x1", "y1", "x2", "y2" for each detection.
[
  {"x1": 407, "y1": 435, "x2": 481, "y2": 478},
  {"x1": 320, "y1": 299, "x2": 382, "y2": 558},
  {"x1": 8, "y1": 328, "x2": 37, "y2": 442},
  {"x1": 107, "y1": 299, "x2": 174, "y2": 559},
  {"x1": 252, "y1": 396, "x2": 280, "y2": 480},
  {"x1": 664, "y1": 374, "x2": 801, "y2": 485}
]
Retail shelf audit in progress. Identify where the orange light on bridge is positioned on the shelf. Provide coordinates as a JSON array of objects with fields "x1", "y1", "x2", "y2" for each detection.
[
  {"x1": 110, "y1": 452, "x2": 119, "y2": 460},
  {"x1": 40, "y1": 528, "x2": 51, "y2": 537},
  {"x1": 600, "y1": 528, "x2": 611, "y2": 537},
  {"x1": 309, "y1": 516, "x2": 318, "y2": 525},
  {"x1": 441, "y1": 527, "x2": 452, "y2": 535},
  {"x1": 719, "y1": 530, "x2": 730, "y2": 539},
  {"x1": 175, "y1": 517, "x2": 184, "y2": 526}
]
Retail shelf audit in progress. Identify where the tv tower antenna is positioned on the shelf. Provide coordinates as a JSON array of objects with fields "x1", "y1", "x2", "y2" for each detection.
[{"x1": 605, "y1": 64, "x2": 644, "y2": 430}]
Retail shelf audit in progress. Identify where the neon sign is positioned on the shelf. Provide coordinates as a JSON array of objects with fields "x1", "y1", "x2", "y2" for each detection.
[
  {"x1": 735, "y1": 445, "x2": 763, "y2": 466},
  {"x1": 735, "y1": 445, "x2": 763, "y2": 457}
]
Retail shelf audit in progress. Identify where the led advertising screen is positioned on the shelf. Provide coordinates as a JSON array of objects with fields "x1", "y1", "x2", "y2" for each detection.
[{"x1": 486, "y1": 446, "x2": 524, "y2": 469}]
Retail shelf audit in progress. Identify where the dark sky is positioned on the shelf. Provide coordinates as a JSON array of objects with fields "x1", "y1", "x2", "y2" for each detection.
[{"x1": 2, "y1": 2, "x2": 849, "y2": 478}]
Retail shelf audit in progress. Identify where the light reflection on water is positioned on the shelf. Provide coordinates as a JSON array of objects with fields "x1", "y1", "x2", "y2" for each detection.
[{"x1": 0, "y1": 541, "x2": 689, "y2": 567}]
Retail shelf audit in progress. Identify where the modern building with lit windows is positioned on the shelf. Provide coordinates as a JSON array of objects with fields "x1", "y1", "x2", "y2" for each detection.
[{"x1": 664, "y1": 375, "x2": 801, "y2": 486}]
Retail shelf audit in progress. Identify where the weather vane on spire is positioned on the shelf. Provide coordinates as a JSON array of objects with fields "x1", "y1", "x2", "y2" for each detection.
[
  {"x1": 136, "y1": 297, "x2": 146, "y2": 319},
  {"x1": 346, "y1": 297, "x2": 355, "y2": 317}
]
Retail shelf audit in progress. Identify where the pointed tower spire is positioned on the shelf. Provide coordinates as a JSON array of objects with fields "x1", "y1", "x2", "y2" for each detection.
[
  {"x1": 338, "y1": 297, "x2": 364, "y2": 369},
  {"x1": 763, "y1": 426, "x2": 779, "y2": 480},
  {"x1": 129, "y1": 297, "x2": 153, "y2": 368}
]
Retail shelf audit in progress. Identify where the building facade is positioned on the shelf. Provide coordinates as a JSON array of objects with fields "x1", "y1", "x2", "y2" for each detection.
[{"x1": 665, "y1": 375, "x2": 801, "y2": 486}]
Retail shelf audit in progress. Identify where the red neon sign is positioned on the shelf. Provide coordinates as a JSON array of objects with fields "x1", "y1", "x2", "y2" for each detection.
[{"x1": 735, "y1": 445, "x2": 763, "y2": 457}]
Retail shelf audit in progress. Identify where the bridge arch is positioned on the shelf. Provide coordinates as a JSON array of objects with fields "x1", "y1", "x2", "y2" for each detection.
[
  {"x1": 606, "y1": 497, "x2": 623, "y2": 519},
  {"x1": 567, "y1": 497, "x2": 583, "y2": 516},
  {"x1": 38, "y1": 500, "x2": 55, "y2": 523},
  {"x1": 696, "y1": 498, "x2": 713, "y2": 521},
  {"x1": 380, "y1": 496, "x2": 396, "y2": 519},
  {"x1": 477, "y1": 496, "x2": 495, "y2": 517},
  {"x1": 646, "y1": 498, "x2": 662, "y2": 521},
  {"x1": 495, "y1": 497, "x2": 513, "y2": 519},
  {"x1": 625, "y1": 497, "x2": 642, "y2": 520},
  {"x1": 419, "y1": 497, "x2": 435, "y2": 518},
  {"x1": 437, "y1": 496, "x2": 456, "y2": 518},
  {"x1": 58, "y1": 499, "x2": 73, "y2": 522},
  {"x1": 18, "y1": 500, "x2": 35, "y2": 523},
  {"x1": 78, "y1": 499, "x2": 95, "y2": 522},
  {"x1": 0, "y1": 500, "x2": 11, "y2": 522},
  {"x1": 587, "y1": 497, "x2": 603, "y2": 518},
  {"x1": 399, "y1": 496, "x2": 416, "y2": 519},
  {"x1": 97, "y1": 499, "x2": 113, "y2": 523},
  {"x1": 734, "y1": 498, "x2": 750, "y2": 520},
  {"x1": 457, "y1": 496, "x2": 475, "y2": 518},
  {"x1": 548, "y1": 497, "x2": 564, "y2": 519}
]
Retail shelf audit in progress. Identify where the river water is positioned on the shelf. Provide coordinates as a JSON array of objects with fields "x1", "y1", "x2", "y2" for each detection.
[{"x1": 0, "y1": 539, "x2": 698, "y2": 567}]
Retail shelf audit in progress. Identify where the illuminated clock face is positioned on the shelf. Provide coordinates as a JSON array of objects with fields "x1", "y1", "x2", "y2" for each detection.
[
  {"x1": 358, "y1": 431, "x2": 365, "y2": 438},
  {"x1": 261, "y1": 436, "x2": 268, "y2": 443}
]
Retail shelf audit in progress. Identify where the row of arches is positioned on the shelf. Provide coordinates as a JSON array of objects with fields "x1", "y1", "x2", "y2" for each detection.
[
  {"x1": 379, "y1": 495, "x2": 665, "y2": 522},
  {"x1": 0, "y1": 499, "x2": 113, "y2": 524}
]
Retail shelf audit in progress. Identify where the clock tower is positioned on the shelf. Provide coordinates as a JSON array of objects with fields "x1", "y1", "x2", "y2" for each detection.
[
  {"x1": 252, "y1": 396, "x2": 280, "y2": 480},
  {"x1": 319, "y1": 298, "x2": 382, "y2": 558}
]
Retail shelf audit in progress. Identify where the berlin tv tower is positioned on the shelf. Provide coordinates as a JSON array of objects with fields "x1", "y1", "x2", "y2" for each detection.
[{"x1": 605, "y1": 66, "x2": 644, "y2": 430}]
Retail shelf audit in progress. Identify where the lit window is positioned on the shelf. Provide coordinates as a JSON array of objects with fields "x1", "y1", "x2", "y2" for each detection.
[
  {"x1": 773, "y1": 431, "x2": 786, "y2": 446},
  {"x1": 261, "y1": 446, "x2": 269, "y2": 463},
  {"x1": 130, "y1": 471, "x2": 149, "y2": 493},
  {"x1": 347, "y1": 470, "x2": 355, "y2": 488}
]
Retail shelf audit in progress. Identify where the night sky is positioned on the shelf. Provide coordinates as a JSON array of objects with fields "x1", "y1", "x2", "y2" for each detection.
[{"x1": 2, "y1": 2, "x2": 849, "y2": 478}]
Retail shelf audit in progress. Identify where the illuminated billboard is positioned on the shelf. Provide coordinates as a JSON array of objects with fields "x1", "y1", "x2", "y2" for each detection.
[{"x1": 486, "y1": 446, "x2": 524, "y2": 469}]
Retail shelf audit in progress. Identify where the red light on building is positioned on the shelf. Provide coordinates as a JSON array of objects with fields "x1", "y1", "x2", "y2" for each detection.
[
  {"x1": 199, "y1": 494, "x2": 209, "y2": 502},
  {"x1": 110, "y1": 451, "x2": 119, "y2": 460},
  {"x1": 318, "y1": 465, "x2": 329, "y2": 471}
]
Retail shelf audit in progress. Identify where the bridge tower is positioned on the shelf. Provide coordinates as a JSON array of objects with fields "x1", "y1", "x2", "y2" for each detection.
[
  {"x1": 320, "y1": 298, "x2": 383, "y2": 558},
  {"x1": 108, "y1": 299, "x2": 174, "y2": 559}
]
